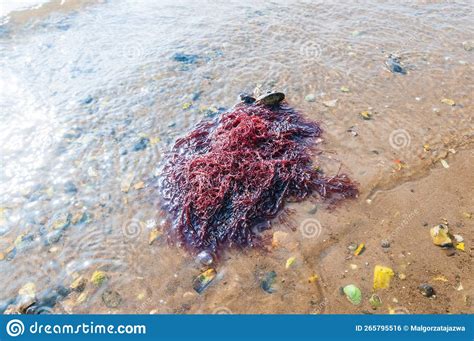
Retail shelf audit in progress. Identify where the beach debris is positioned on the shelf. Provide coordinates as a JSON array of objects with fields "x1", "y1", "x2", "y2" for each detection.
[
  {"x1": 261, "y1": 271, "x2": 277, "y2": 294},
  {"x1": 388, "y1": 306, "x2": 410, "y2": 314},
  {"x1": 354, "y1": 243, "x2": 365, "y2": 256},
  {"x1": 322, "y1": 99, "x2": 338, "y2": 107},
  {"x1": 419, "y1": 284, "x2": 435, "y2": 297},
  {"x1": 433, "y1": 275, "x2": 448, "y2": 282},
  {"x1": 70, "y1": 276, "x2": 87, "y2": 292},
  {"x1": 369, "y1": 294, "x2": 382, "y2": 308},
  {"x1": 285, "y1": 256, "x2": 296, "y2": 269},
  {"x1": 455, "y1": 242, "x2": 465, "y2": 251},
  {"x1": 102, "y1": 290, "x2": 122, "y2": 308},
  {"x1": 340, "y1": 86, "x2": 350, "y2": 93},
  {"x1": 454, "y1": 234, "x2": 464, "y2": 243},
  {"x1": 430, "y1": 224, "x2": 452, "y2": 247},
  {"x1": 90, "y1": 271, "x2": 107, "y2": 286},
  {"x1": 133, "y1": 181, "x2": 145, "y2": 190},
  {"x1": 359, "y1": 111, "x2": 372, "y2": 120},
  {"x1": 440, "y1": 159, "x2": 449, "y2": 169},
  {"x1": 343, "y1": 284, "x2": 362, "y2": 305},
  {"x1": 305, "y1": 94, "x2": 316, "y2": 102},
  {"x1": 272, "y1": 231, "x2": 289, "y2": 248},
  {"x1": 398, "y1": 273, "x2": 407, "y2": 280},
  {"x1": 373, "y1": 265, "x2": 394, "y2": 290},
  {"x1": 193, "y1": 268, "x2": 216, "y2": 294},
  {"x1": 350, "y1": 264, "x2": 358, "y2": 270},
  {"x1": 182, "y1": 102, "x2": 192, "y2": 110},
  {"x1": 50, "y1": 212, "x2": 72, "y2": 230},
  {"x1": 196, "y1": 250, "x2": 214, "y2": 266},
  {"x1": 347, "y1": 243, "x2": 358, "y2": 252},
  {"x1": 462, "y1": 41, "x2": 474, "y2": 51},
  {"x1": 462, "y1": 212, "x2": 472, "y2": 219},
  {"x1": 441, "y1": 98, "x2": 455, "y2": 106},
  {"x1": 423, "y1": 143, "x2": 431, "y2": 152},
  {"x1": 385, "y1": 54, "x2": 407, "y2": 74},
  {"x1": 381, "y1": 239, "x2": 390, "y2": 248},
  {"x1": 308, "y1": 274, "x2": 319, "y2": 283},
  {"x1": 347, "y1": 126, "x2": 358, "y2": 137},
  {"x1": 255, "y1": 92, "x2": 285, "y2": 106},
  {"x1": 148, "y1": 228, "x2": 161, "y2": 245}
]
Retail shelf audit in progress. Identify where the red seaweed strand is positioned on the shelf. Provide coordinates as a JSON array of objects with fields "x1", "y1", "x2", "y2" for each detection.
[{"x1": 158, "y1": 102, "x2": 358, "y2": 254}]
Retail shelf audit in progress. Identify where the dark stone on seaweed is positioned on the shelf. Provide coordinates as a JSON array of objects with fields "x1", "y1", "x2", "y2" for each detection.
[
  {"x1": 239, "y1": 93, "x2": 256, "y2": 104},
  {"x1": 158, "y1": 93, "x2": 358, "y2": 255}
]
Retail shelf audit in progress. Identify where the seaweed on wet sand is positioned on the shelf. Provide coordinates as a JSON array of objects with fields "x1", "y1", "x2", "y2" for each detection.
[{"x1": 158, "y1": 96, "x2": 358, "y2": 255}]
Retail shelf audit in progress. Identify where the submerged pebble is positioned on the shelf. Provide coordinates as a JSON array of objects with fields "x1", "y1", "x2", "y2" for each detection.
[
  {"x1": 102, "y1": 290, "x2": 122, "y2": 308},
  {"x1": 261, "y1": 271, "x2": 277, "y2": 294},
  {"x1": 133, "y1": 137, "x2": 150, "y2": 151},
  {"x1": 385, "y1": 54, "x2": 407, "y2": 74}
]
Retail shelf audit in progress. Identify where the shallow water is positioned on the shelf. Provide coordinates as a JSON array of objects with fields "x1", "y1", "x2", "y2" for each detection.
[{"x1": 0, "y1": 0, "x2": 473, "y2": 314}]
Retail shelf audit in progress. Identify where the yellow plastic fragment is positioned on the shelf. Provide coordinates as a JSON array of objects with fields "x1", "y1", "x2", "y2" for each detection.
[
  {"x1": 182, "y1": 102, "x2": 192, "y2": 110},
  {"x1": 354, "y1": 243, "x2": 365, "y2": 256},
  {"x1": 455, "y1": 242, "x2": 465, "y2": 251},
  {"x1": 133, "y1": 181, "x2": 145, "y2": 190},
  {"x1": 285, "y1": 256, "x2": 296, "y2": 269},
  {"x1": 373, "y1": 265, "x2": 394, "y2": 290},
  {"x1": 441, "y1": 98, "x2": 455, "y2": 106},
  {"x1": 308, "y1": 274, "x2": 319, "y2": 283},
  {"x1": 430, "y1": 224, "x2": 452, "y2": 246},
  {"x1": 433, "y1": 275, "x2": 448, "y2": 282},
  {"x1": 90, "y1": 271, "x2": 107, "y2": 286},
  {"x1": 440, "y1": 159, "x2": 449, "y2": 169},
  {"x1": 148, "y1": 228, "x2": 162, "y2": 245}
]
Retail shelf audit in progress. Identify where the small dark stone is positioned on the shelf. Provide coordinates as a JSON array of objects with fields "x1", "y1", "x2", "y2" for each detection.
[
  {"x1": 192, "y1": 91, "x2": 202, "y2": 101},
  {"x1": 444, "y1": 247, "x2": 456, "y2": 257},
  {"x1": 419, "y1": 284, "x2": 435, "y2": 297},
  {"x1": 80, "y1": 95, "x2": 94, "y2": 105},
  {"x1": 385, "y1": 55, "x2": 407, "y2": 75},
  {"x1": 172, "y1": 53, "x2": 199, "y2": 64},
  {"x1": 261, "y1": 271, "x2": 277, "y2": 294},
  {"x1": 239, "y1": 93, "x2": 256, "y2": 104},
  {"x1": 133, "y1": 137, "x2": 150, "y2": 151},
  {"x1": 102, "y1": 290, "x2": 122, "y2": 308},
  {"x1": 64, "y1": 181, "x2": 78, "y2": 194}
]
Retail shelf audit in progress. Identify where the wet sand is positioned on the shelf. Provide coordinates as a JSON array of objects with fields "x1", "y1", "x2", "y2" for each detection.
[{"x1": 0, "y1": 0, "x2": 473, "y2": 314}]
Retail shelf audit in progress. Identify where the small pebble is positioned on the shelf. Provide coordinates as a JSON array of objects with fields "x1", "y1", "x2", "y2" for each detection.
[
  {"x1": 304, "y1": 94, "x2": 316, "y2": 102},
  {"x1": 196, "y1": 250, "x2": 214, "y2": 266},
  {"x1": 419, "y1": 284, "x2": 435, "y2": 297},
  {"x1": 381, "y1": 239, "x2": 390, "y2": 248}
]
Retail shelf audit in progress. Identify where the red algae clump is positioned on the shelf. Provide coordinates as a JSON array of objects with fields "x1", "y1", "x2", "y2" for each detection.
[{"x1": 158, "y1": 97, "x2": 358, "y2": 255}]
